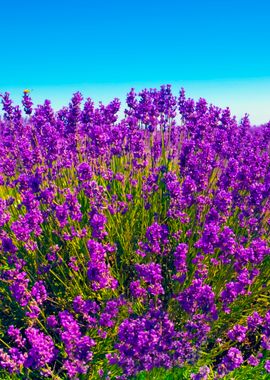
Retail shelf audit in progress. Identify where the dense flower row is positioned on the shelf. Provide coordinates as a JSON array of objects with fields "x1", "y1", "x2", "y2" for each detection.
[{"x1": 0, "y1": 86, "x2": 270, "y2": 379}]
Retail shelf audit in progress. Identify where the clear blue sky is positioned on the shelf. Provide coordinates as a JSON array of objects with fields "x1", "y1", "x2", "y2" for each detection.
[{"x1": 1, "y1": 0, "x2": 270, "y2": 124}]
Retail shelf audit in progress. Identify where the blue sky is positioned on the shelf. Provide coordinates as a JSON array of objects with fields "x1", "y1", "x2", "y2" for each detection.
[{"x1": 1, "y1": 0, "x2": 270, "y2": 124}]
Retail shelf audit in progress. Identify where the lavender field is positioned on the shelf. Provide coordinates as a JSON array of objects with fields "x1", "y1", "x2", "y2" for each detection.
[{"x1": 0, "y1": 86, "x2": 270, "y2": 379}]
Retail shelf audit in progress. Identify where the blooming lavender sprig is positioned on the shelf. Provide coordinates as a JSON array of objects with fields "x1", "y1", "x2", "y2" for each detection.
[
  {"x1": 24, "y1": 327, "x2": 58, "y2": 370},
  {"x1": 87, "y1": 239, "x2": 118, "y2": 290},
  {"x1": 134, "y1": 262, "x2": 164, "y2": 296},
  {"x1": 227, "y1": 324, "x2": 248, "y2": 343},
  {"x1": 22, "y1": 90, "x2": 33, "y2": 115},
  {"x1": 217, "y1": 348, "x2": 243, "y2": 377},
  {"x1": 0, "y1": 92, "x2": 14, "y2": 120},
  {"x1": 59, "y1": 310, "x2": 96, "y2": 378}
]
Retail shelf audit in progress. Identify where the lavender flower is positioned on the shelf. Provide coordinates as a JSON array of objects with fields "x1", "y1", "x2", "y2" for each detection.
[
  {"x1": 22, "y1": 90, "x2": 33, "y2": 115},
  {"x1": 247, "y1": 355, "x2": 259, "y2": 366},
  {"x1": 31, "y1": 280, "x2": 47, "y2": 305},
  {"x1": 218, "y1": 348, "x2": 243, "y2": 377},
  {"x1": 265, "y1": 360, "x2": 270, "y2": 373},
  {"x1": 227, "y1": 324, "x2": 248, "y2": 343},
  {"x1": 87, "y1": 239, "x2": 118, "y2": 290},
  {"x1": 24, "y1": 327, "x2": 58, "y2": 369},
  {"x1": 134, "y1": 262, "x2": 164, "y2": 296}
]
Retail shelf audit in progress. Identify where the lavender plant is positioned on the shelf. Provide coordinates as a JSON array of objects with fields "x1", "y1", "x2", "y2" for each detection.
[{"x1": 0, "y1": 85, "x2": 269, "y2": 379}]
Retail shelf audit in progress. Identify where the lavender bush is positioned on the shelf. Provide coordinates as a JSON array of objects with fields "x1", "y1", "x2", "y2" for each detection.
[{"x1": 0, "y1": 85, "x2": 270, "y2": 379}]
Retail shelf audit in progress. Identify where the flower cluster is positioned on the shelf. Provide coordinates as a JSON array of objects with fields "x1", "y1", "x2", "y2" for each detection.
[{"x1": 0, "y1": 86, "x2": 270, "y2": 379}]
